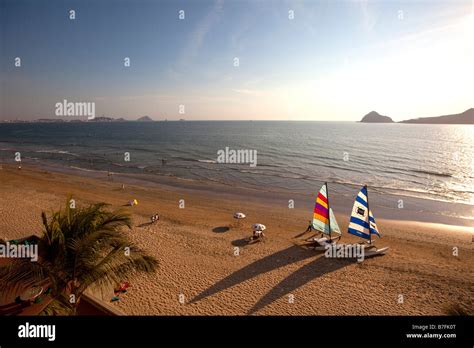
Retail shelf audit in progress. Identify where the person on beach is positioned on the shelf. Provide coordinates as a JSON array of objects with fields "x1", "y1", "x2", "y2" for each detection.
[
  {"x1": 150, "y1": 214, "x2": 159, "y2": 224},
  {"x1": 305, "y1": 220, "x2": 312, "y2": 233},
  {"x1": 250, "y1": 223, "x2": 266, "y2": 242},
  {"x1": 251, "y1": 229, "x2": 265, "y2": 241}
]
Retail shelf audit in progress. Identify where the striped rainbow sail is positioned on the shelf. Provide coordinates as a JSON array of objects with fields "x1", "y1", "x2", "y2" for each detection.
[
  {"x1": 312, "y1": 184, "x2": 341, "y2": 236},
  {"x1": 348, "y1": 186, "x2": 380, "y2": 240}
]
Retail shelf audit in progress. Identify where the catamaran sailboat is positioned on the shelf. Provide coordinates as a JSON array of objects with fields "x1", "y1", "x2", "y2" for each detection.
[
  {"x1": 347, "y1": 185, "x2": 389, "y2": 256},
  {"x1": 307, "y1": 183, "x2": 342, "y2": 250}
]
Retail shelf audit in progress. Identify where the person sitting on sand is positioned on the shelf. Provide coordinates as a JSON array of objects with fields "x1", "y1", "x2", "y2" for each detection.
[
  {"x1": 250, "y1": 223, "x2": 266, "y2": 241},
  {"x1": 150, "y1": 214, "x2": 160, "y2": 224},
  {"x1": 252, "y1": 229, "x2": 265, "y2": 240}
]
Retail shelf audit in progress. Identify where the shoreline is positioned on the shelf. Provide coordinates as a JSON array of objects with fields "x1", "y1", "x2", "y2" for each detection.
[{"x1": 2, "y1": 160, "x2": 472, "y2": 227}]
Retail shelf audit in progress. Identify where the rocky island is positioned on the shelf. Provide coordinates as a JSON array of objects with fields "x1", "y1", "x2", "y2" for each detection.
[
  {"x1": 360, "y1": 111, "x2": 394, "y2": 123},
  {"x1": 360, "y1": 108, "x2": 473, "y2": 124},
  {"x1": 400, "y1": 108, "x2": 473, "y2": 124}
]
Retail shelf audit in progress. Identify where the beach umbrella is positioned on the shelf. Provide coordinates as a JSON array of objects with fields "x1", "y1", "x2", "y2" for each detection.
[
  {"x1": 233, "y1": 212, "x2": 246, "y2": 219},
  {"x1": 252, "y1": 223, "x2": 266, "y2": 231}
]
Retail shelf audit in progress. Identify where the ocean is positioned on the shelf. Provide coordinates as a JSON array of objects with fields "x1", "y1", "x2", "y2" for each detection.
[{"x1": 0, "y1": 121, "x2": 473, "y2": 223}]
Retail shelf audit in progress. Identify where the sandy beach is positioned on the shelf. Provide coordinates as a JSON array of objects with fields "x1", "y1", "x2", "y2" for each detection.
[{"x1": 0, "y1": 164, "x2": 472, "y2": 315}]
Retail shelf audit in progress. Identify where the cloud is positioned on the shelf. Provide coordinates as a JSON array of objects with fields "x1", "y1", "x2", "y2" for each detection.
[
  {"x1": 177, "y1": 0, "x2": 224, "y2": 68},
  {"x1": 232, "y1": 88, "x2": 263, "y2": 96},
  {"x1": 356, "y1": 0, "x2": 377, "y2": 32}
]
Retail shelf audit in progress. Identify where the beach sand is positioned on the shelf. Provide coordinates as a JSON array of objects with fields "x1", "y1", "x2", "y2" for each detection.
[{"x1": 0, "y1": 164, "x2": 472, "y2": 315}]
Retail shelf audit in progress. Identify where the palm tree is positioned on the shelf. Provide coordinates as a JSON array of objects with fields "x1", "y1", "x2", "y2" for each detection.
[{"x1": 0, "y1": 198, "x2": 158, "y2": 315}]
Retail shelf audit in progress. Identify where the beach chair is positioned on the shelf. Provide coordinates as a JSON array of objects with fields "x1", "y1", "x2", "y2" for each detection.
[{"x1": 248, "y1": 230, "x2": 265, "y2": 244}]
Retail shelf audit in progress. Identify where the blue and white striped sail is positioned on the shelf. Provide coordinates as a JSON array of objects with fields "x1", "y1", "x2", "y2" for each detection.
[{"x1": 348, "y1": 186, "x2": 380, "y2": 240}]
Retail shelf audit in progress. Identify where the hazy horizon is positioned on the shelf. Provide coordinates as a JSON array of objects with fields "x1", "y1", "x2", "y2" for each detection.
[
  {"x1": 1, "y1": 109, "x2": 473, "y2": 122},
  {"x1": 1, "y1": 0, "x2": 472, "y2": 121}
]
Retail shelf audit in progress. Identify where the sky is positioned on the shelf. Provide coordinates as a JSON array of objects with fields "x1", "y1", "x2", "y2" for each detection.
[{"x1": 0, "y1": 0, "x2": 472, "y2": 121}]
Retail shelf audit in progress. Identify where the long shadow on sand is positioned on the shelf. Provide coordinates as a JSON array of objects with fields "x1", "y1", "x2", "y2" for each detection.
[
  {"x1": 231, "y1": 238, "x2": 249, "y2": 247},
  {"x1": 137, "y1": 222, "x2": 154, "y2": 228},
  {"x1": 247, "y1": 256, "x2": 353, "y2": 314},
  {"x1": 212, "y1": 226, "x2": 230, "y2": 233},
  {"x1": 190, "y1": 245, "x2": 316, "y2": 303}
]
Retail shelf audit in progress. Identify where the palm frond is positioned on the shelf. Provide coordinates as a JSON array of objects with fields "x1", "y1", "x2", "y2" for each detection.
[
  {"x1": 2, "y1": 198, "x2": 157, "y2": 316},
  {"x1": 39, "y1": 294, "x2": 75, "y2": 316}
]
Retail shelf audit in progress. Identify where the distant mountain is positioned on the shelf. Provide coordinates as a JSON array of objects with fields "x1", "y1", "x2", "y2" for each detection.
[
  {"x1": 37, "y1": 118, "x2": 65, "y2": 122},
  {"x1": 136, "y1": 116, "x2": 154, "y2": 122},
  {"x1": 400, "y1": 108, "x2": 473, "y2": 124},
  {"x1": 90, "y1": 117, "x2": 115, "y2": 122},
  {"x1": 360, "y1": 111, "x2": 394, "y2": 123}
]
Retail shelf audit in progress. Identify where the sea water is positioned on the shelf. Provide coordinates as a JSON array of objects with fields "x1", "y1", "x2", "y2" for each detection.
[{"x1": 0, "y1": 121, "x2": 472, "y2": 213}]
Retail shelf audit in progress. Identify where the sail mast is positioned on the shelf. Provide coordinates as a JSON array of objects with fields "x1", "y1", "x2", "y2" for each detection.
[
  {"x1": 326, "y1": 182, "x2": 331, "y2": 239},
  {"x1": 365, "y1": 185, "x2": 372, "y2": 244}
]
